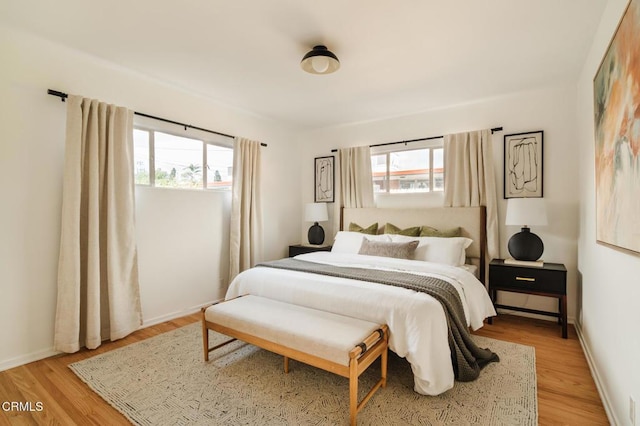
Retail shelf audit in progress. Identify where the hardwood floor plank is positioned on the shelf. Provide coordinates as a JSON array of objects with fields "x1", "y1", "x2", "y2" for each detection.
[
  {"x1": 4, "y1": 367, "x2": 72, "y2": 426},
  {"x1": 33, "y1": 358, "x2": 127, "y2": 425},
  {"x1": 0, "y1": 370, "x2": 38, "y2": 426},
  {"x1": 0, "y1": 313, "x2": 607, "y2": 425}
]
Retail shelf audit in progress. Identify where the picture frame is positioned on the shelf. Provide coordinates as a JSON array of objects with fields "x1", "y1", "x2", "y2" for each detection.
[
  {"x1": 593, "y1": 0, "x2": 640, "y2": 255},
  {"x1": 314, "y1": 156, "x2": 334, "y2": 203},
  {"x1": 504, "y1": 131, "x2": 544, "y2": 199}
]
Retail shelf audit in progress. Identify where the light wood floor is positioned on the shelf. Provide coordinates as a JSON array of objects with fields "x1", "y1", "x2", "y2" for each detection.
[
  {"x1": 474, "y1": 315, "x2": 609, "y2": 425},
  {"x1": 0, "y1": 314, "x2": 608, "y2": 425}
]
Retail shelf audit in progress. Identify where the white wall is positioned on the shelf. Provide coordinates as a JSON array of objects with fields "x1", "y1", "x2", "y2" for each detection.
[
  {"x1": 576, "y1": 0, "x2": 640, "y2": 424},
  {"x1": 0, "y1": 25, "x2": 301, "y2": 370},
  {"x1": 134, "y1": 187, "x2": 231, "y2": 324},
  {"x1": 299, "y1": 84, "x2": 581, "y2": 321}
]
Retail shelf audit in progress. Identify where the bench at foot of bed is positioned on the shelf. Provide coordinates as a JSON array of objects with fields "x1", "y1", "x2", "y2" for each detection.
[{"x1": 202, "y1": 295, "x2": 389, "y2": 426}]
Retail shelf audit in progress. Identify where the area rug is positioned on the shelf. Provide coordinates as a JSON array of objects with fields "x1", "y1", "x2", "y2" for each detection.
[{"x1": 70, "y1": 323, "x2": 537, "y2": 425}]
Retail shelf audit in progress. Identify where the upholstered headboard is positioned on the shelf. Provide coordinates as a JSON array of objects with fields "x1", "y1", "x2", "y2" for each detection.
[{"x1": 341, "y1": 207, "x2": 486, "y2": 281}]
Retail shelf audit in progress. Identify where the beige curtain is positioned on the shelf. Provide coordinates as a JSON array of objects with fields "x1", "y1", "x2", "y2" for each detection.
[
  {"x1": 444, "y1": 129, "x2": 500, "y2": 261},
  {"x1": 229, "y1": 137, "x2": 263, "y2": 282},
  {"x1": 333, "y1": 146, "x2": 375, "y2": 233},
  {"x1": 54, "y1": 95, "x2": 142, "y2": 353}
]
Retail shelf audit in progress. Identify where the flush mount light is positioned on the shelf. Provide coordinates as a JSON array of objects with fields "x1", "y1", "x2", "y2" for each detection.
[{"x1": 301, "y1": 45, "x2": 340, "y2": 75}]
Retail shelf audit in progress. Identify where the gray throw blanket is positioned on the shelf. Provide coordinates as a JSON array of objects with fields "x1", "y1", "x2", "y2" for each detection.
[{"x1": 256, "y1": 258, "x2": 499, "y2": 382}]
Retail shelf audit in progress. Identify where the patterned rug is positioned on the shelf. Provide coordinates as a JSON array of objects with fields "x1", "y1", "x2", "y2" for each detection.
[{"x1": 70, "y1": 323, "x2": 537, "y2": 425}]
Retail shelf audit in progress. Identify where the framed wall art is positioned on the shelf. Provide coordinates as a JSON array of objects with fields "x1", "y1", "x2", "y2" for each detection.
[
  {"x1": 593, "y1": 0, "x2": 640, "y2": 254},
  {"x1": 314, "y1": 156, "x2": 334, "y2": 203},
  {"x1": 504, "y1": 131, "x2": 544, "y2": 199}
]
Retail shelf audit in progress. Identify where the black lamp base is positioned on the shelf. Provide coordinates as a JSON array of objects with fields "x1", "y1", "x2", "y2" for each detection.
[
  {"x1": 508, "y1": 227, "x2": 544, "y2": 261},
  {"x1": 308, "y1": 222, "x2": 325, "y2": 245}
]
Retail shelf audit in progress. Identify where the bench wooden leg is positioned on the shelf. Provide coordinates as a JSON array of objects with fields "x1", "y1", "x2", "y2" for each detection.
[
  {"x1": 381, "y1": 344, "x2": 388, "y2": 388},
  {"x1": 349, "y1": 360, "x2": 358, "y2": 426},
  {"x1": 202, "y1": 310, "x2": 209, "y2": 362},
  {"x1": 284, "y1": 356, "x2": 289, "y2": 373}
]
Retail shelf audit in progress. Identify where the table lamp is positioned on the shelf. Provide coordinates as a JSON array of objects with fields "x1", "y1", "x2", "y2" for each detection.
[
  {"x1": 505, "y1": 198, "x2": 548, "y2": 261},
  {"x1": 305, "y1": 203, "x2": 329, "y2": 245}
]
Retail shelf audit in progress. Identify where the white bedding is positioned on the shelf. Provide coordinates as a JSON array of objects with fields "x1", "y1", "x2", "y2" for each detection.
[{"x1": 225, "y1": 251, "x2": 496, "y2": 395}]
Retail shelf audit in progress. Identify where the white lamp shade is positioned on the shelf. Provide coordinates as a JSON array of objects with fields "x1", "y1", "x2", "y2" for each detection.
[
  {"x1": 304, "y1": 203, "x2": 328, "y2": 222},
  {"x1": 505, "y1": 198, "x2": 548, "y2": 226}
]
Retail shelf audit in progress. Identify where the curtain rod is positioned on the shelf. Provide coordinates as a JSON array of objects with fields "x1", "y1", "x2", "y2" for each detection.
[
  {"x1": 330, "y1": 126, "x2": 503, "y2": 153},
  {"x1": 47, "y1": 89, "x2": 268, "y2": 147}
]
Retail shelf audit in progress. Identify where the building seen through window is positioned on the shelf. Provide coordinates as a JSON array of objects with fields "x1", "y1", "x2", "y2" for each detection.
[{"x1": 371, "y1": 144, "x2": 443, "y2": 193}]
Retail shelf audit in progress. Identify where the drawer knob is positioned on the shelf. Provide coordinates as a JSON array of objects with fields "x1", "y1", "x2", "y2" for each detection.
[{"x1": 516, "y1": 276, "x2": 536, "y2": 282}]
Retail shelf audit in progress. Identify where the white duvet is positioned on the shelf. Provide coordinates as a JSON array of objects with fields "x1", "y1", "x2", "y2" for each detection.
[{"x1": 225, "y1": 251, "x2": 496, "y2": 395}]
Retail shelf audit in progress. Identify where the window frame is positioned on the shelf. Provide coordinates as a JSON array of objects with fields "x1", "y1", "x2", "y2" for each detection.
[
  {"x1": 133, "y1": 117, "x2": 233, "y2": 191},
  {"x1": 371, "y1": 138, "x2": 444, "y2": 194}
]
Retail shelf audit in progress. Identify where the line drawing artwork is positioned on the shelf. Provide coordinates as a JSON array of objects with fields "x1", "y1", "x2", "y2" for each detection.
[
  {"x1": 504, "y1": 131, "x2": 543, "y2": 198},
  {"x1": 315, "y1": 156, "x2": 334, "y2": 202},
  {"x1": 508, "y1": 136, "x2": 539, "y2": 194}
]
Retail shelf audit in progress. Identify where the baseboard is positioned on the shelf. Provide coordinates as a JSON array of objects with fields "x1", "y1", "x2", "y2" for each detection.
[
  {"x1": 0, "y1": 300, "x2": 222, "y2": 373},
  {"x1": 141, "y1": 299, "x2": 222, "y2": 328},
  {"x1": 574, "y1": 321, "x2": 618, "y2": 426},
  {"x1": 0, "y1": 347, "x2": 61, "y2": 373}
]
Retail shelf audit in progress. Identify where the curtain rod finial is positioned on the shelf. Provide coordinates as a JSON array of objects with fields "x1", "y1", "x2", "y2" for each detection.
[{"x1": 47, "y1": 89, "x2": 68, "y2": 102}]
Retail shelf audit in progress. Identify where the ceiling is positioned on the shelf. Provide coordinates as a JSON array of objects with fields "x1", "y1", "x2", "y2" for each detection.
[{"x1": 1, "y1": 0, "x2": 607, "y2": 129}]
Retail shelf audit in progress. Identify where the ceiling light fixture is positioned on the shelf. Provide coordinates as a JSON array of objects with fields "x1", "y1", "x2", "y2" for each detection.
[{"x1": 301, "y1": 45, "x2": 340, "y2": 75}]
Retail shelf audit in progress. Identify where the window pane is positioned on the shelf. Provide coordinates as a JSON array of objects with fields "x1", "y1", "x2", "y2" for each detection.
[
  {"x1": 154, "y1": 132, "x2": 203, "y2": 189},
  {"x1": 206, "y1": 144, "x2": 233, "y2": 189},
  {"x1": 433, "y1": 148, "x2": 444, "y2": 191},
  {"x1": 371, "y1": 154, "x2": 387, "y2": 192},
  {"x1": 389, "y1": 149, "x2": 429, "y2": 193},
  {"x1": 133, "y1": 129, "x2": 150, "y2": 185}
]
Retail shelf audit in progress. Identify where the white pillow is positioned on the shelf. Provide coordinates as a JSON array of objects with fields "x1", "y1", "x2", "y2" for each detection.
[
  {"x1": 389, "y1": 234, "x2": 472, "y2": 266},
  {"x1": 332, "y1": 231, "x2": 391, "y2": 254}
]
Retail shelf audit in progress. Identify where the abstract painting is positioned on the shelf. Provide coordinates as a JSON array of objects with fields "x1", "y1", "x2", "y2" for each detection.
[
  {"x1": 314, "y1": 156, "x2": 334, "y2": 202},
  {"x1": 593, "y1": 0, "x2": 640, "y2": 254},
  {"x1": 504, "y1": 131, "x2": 543, "y2": 198}
]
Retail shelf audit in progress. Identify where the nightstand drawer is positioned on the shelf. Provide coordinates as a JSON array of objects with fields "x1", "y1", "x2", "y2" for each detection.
[{"x1": 489, "y1": 263, "x2": 566, "y2": 294}]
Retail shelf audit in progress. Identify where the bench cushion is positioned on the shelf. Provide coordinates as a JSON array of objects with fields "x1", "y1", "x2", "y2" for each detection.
[{"x1": 205, "y1": 295, "x2": 380, "y2": 366}]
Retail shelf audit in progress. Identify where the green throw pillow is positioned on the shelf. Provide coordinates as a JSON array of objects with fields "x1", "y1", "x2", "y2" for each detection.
[
  {"x1": 420, "y1": 226, "x2": 462, "y2": 238},
  {"x1": 349, "y1": 222, "x2": 378, "y2": 235},
  {"x1": 384, "y1": 223, "x2": 421, "y2": 237}
]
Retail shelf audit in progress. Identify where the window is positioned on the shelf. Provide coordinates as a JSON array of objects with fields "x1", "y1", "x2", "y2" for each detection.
[
  {"x1": 206, "y1": 144, "x2": 234, "y2": 189},
  {"x1": 133, "y1": 121, "x2": 233, "y2": 190},
  {"x1": 133, "y1": 129, "x2": 150, "y2": 185},
  {"x1": 371, "y1": 140, "x2": 444, "y2": 193}
]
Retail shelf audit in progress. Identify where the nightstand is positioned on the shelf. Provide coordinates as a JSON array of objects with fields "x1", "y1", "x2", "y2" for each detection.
[
  {"x1": 488, "y1": 259, "x2": 568, "y2": 338},
  {"x1": 288, "y1": 244, "x2": 332, "y2": 257}
]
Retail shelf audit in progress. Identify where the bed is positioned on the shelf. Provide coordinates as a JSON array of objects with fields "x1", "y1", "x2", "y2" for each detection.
[{"x1": 225, "y1": 206, "x2": 497, "y2": 396}]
